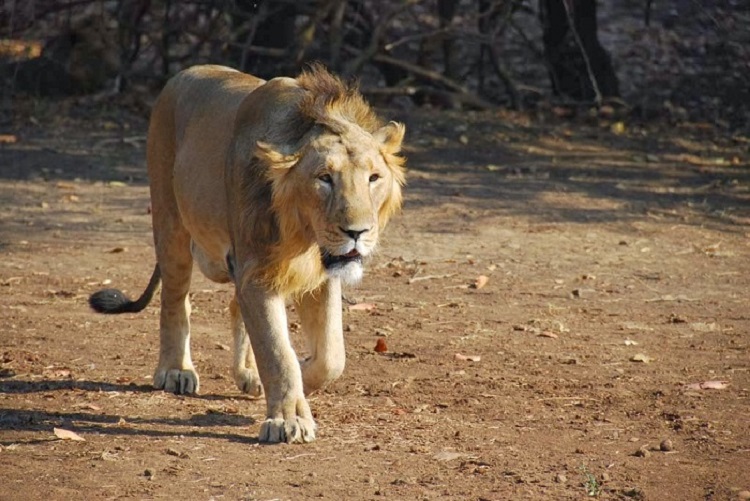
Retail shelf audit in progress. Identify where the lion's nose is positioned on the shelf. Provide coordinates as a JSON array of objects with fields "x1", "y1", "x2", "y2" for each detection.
[{"x1": 340, "y1": 227, "x2": 369, "y2": 241}]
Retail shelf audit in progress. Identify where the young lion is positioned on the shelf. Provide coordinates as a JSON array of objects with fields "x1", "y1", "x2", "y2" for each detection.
[{"x1": 89, "y1": 64, "x2": 406, "y2": 443}]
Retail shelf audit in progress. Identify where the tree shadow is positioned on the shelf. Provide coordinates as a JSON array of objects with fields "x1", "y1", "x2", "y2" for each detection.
[
  {"x1": 402, "y1": 110, "x2": 750, "y2": 232},
  {"x1": 0, "y1": 408, "x2": 258, "y2": 446},
  {"x1": 0, "y1": 379, "x2": 153, "y2": 394},
  {"x1": 0, "y1": 146, "x2": 148, "y2": 184},
  {"x1": 0, "y1": 379, "x2": 256, "y2": 401},
  {"x1": 0, "y1": 378, "x2": 262, "y2": 445},
  {"x1": 1, "y1": 108, "x2": 747, "y2": 233},
  {"x1": 0, "y1": 378, "x2": 254, "y2": 403}
]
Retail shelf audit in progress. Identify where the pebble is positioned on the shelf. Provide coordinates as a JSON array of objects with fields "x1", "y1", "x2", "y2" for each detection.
[
  {"x1": 660, "y1": 439, "x2": 674, "y2": 452},
  {"x1": 555, "y1": 473, "x2": 567, "y2": 484},
  {"x1": 738, "y1": 491, "x2": 750, "y2": 500},
  {"x1": 634, "y1": 446, "x2": 651, "y2": 458}
]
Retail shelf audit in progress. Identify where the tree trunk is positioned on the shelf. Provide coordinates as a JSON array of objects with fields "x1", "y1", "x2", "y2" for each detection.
[{"x1": 540, "y1": 0, "x2": 619, "y2": 102}]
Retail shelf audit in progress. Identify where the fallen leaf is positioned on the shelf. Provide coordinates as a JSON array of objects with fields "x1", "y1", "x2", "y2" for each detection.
[
  {"x1": 53, "y1": 428, "x2": 85, "y2": 442},
  {"x1": 55, "y1": 181, "x2": 77, "y2": 190},
  {"x1": 454, "y1": 353, "x2": 481, "y2": 362},
  {"x1": 630, "y1": 353, "x2": 651, "y2": 363},
  {"x1": 45, "y1": 368, "x2": 72, "y2": 378},
  {"x1": 622, "y1": 322, "x2": 653, "y2": 331},
  {"x1": 374, "y1": 338, "x2": 388, "y2": 353},
  {"x1": 645, "y1": 294, "x2": 698, "y2": 303},
  {"x1": 348, "y1": 303, "x2": 376, "y2": 312},
  {"x1": 107, "y1": 247, "x2": 126, "y2": 254},
  {"x1": 471, "y1": 275, "x2": 489, "y2": 290},
  {"x1": 100, "y1": 451, "x2": 119, "y2": 461},
  {"x1": 684, "y1": 380, "x2": 729, "y2": 390},
  {"x1": 610, "y1": 121, "x2": 626, "y2": 135},
  {"x1": 433, "y1": 451, "x2": 464, "y2": 461},
  {"x1": 689, "y1": 322, "x2": 718, "y2": 333}
]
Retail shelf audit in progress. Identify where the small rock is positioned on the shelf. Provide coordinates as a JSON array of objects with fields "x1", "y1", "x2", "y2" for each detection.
[
  {"x1": 737, "y1": 491, "x2": 750, "y2": 500},
  {"x1": 555, "y1": 473, "x2": 567, "y2": 483},
  {"x1": 659, "y1": 439, "x2": 674, "y2": 452},
  {"x1": 571, "y1": 288, "x2": 596, "y2": 299},
  {"x1": 623, "y1": 487, "x2": 644, "y2": 498},
  {"x1": 601, "y1": 472, "x2": 611, "y2": 482},
  {"x1": 634, "y1": 446, "x2": 651, "y2": 458},
  {"x1": 166, "y1": 447, "x2": 189, "y2": 459},
  {"x1": 374, "y1": 338, "x2": 388, "y2": 353},
  {"x1": 630, "y1": 353, "x2": 652, "y2": 363},
  {"x1": 144, "y1": 469, "x2": 154, "y2": 480}
]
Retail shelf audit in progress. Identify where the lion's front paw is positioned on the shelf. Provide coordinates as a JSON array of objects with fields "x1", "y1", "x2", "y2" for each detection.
[
  {"x1": 233, "y1": 368, "x2": 263, "y2": 397},
  {"x1": 154, "y1": 368, "x2": 200, "y2": 394},
  {"x1": 301, "y1": 356, "x2": 344, "y2": 395},
  {"x1": 259, "y1": 416, "x2": 316, "y2": 444}
]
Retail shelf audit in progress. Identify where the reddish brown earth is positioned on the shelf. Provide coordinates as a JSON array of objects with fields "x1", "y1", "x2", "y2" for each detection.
[{"x1": 1, "y1": 103, "x2": 749, "y2": 500}]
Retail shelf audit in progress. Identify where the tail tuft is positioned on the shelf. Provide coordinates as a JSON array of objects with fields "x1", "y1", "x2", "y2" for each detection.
[
  {"x1": 89, "y1": 289, "x2": 139, "y2": 314},
  {"x1": 88, "y1": 264, "x2": 161, "y2": 315}
]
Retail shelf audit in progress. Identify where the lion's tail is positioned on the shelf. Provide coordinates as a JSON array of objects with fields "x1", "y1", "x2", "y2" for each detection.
[{"x1": 89, "y1": 265, "x2": 161, "y2": 314}]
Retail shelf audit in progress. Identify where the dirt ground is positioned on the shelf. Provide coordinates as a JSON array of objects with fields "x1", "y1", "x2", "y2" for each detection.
[{"x1": 1, "y1": 101, "x2": 749, "y2": 500}]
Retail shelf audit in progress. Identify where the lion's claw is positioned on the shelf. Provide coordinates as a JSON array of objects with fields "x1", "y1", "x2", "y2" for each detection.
[
  {"x1": 234, "y1": 368, "x2": 263, "y2": 397},
  {"x1": 154, "y1": 368, "x2": 200, "y2": 394},
  {"x1": 259, "y1": 417, "x2": 317, "y2": 444}
]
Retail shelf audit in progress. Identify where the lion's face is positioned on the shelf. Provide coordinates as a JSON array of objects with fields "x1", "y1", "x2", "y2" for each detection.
[{"x1": 263, "y1": 121, "x2": 405, "y2": 286}]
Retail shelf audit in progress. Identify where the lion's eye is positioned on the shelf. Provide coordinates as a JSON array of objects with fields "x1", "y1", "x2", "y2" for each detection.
[
  {"x1": 318, "y1": 173, "x2": 333, "y2": 185},
  {"x1": 369, "y1": 173, "x2": 380, "y2": 183}
]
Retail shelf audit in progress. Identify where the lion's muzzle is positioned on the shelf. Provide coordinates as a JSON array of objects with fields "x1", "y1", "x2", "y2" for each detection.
[{"x1": 321, "y1": 248, "x2": 362, "y2": 269}]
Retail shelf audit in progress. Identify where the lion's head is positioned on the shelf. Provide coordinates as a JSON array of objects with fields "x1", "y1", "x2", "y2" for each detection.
[{"x1": 246, "y1": 65, "x2": 406, "y2": 294}]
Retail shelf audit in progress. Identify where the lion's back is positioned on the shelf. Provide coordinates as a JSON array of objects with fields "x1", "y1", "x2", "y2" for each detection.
[{"x1": 146, "y1": 65, "x2": 268, "y2": 263}]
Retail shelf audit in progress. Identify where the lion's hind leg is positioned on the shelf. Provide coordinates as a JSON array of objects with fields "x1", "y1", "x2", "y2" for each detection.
[
  {"x1": 152, "y1": 223, "x2": 201, "y2": 394},
  {"x1": 231, "y1": 293, "x2": 263, "y2": 396},
  {"x1": 149, "y1": 173, "x2": 200, "y2": 393}
]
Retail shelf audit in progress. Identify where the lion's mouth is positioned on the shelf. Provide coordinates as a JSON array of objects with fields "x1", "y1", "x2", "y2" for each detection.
[{"x1": 322, "y1": 249, "x2": 362, "y2": 269}]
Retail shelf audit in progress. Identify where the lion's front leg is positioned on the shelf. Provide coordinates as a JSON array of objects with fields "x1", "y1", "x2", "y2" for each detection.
[
  {"x1": 295, "y1": 277, "x2": 345, "y2": 395},
  {"x1": 238, "y1": 283, "x2": 316, "y2": 444},
  {"x1": 230, "y1": 293, "x2": 262, "y2": 396}
]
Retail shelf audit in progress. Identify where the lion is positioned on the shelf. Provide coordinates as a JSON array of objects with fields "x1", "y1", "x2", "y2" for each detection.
[{"x1": 89, "y1": 64, "x2": 406, "y2": 443}]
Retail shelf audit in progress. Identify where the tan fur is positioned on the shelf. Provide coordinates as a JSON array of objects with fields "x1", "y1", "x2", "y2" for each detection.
[{"x1": 143, "y1": 64, "x2": 405, "y2": 443}]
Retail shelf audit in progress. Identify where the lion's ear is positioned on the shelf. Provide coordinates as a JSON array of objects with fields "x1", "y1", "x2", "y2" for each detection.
[
  {"x1": 256, "y1": 141, "x2": 299, "y2": 170},
  {"x1": 373, "y1": 121, "x2": 405, "y2": 155}
]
